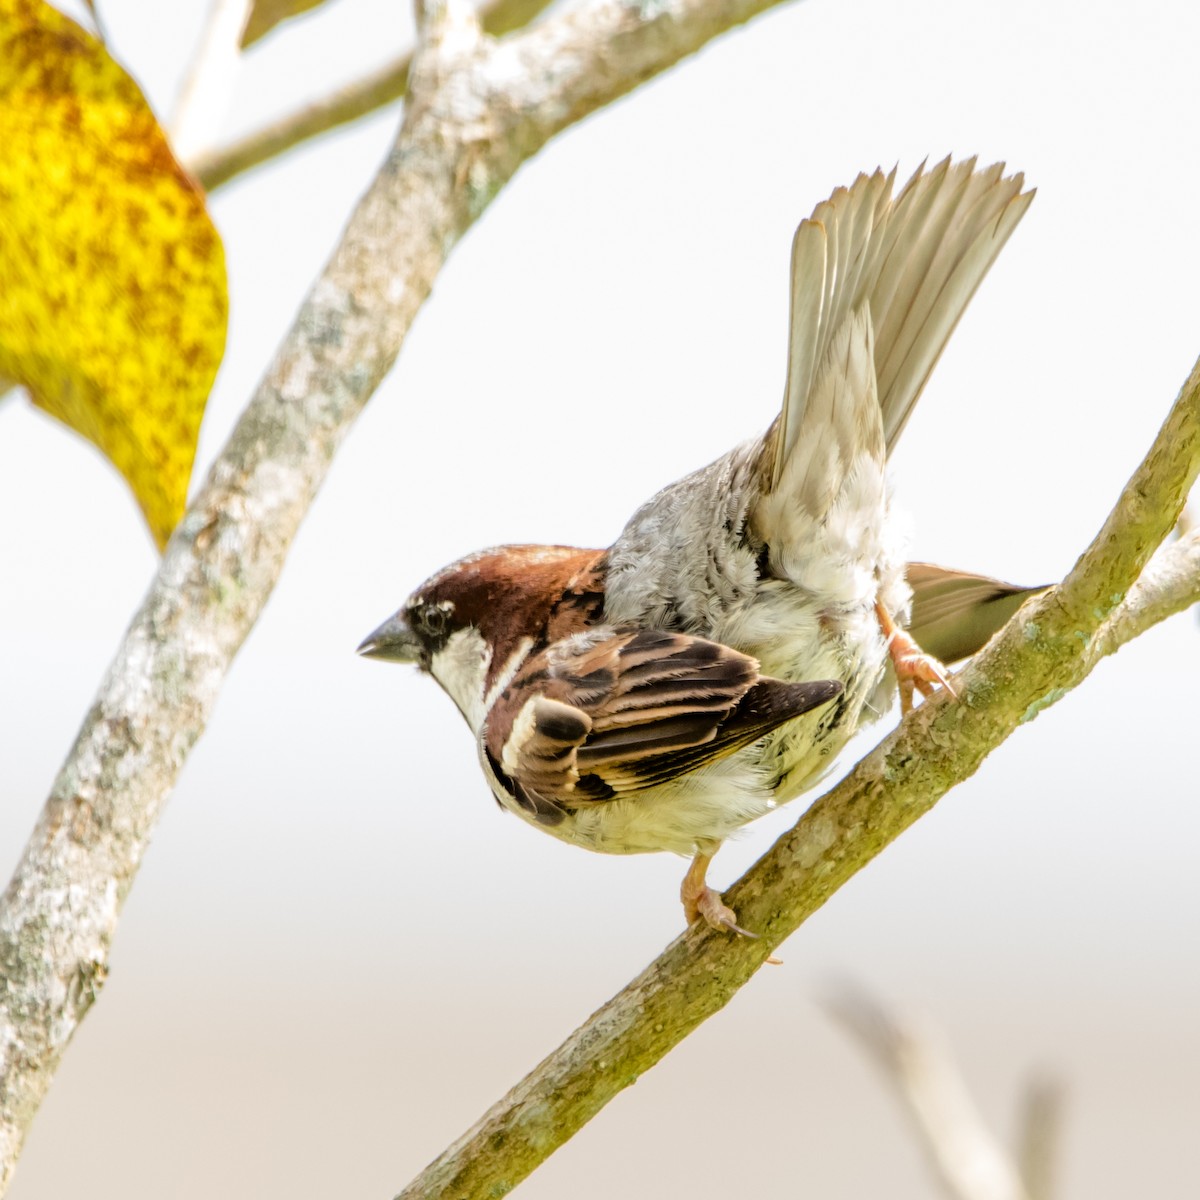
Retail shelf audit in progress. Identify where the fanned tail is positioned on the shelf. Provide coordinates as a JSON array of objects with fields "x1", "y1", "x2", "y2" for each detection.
[
  {"x1": 772, "y1": 157, "x2": 1034, "y2": 485},
  {"x1": 755, "y1": 159, "x2": 1033, "y2": 587}
]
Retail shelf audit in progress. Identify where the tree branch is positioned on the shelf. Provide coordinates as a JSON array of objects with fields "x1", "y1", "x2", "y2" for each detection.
[
  {"x1": 191, "y1": 0, "x2": 557, "y2": 191},
  {"x1": 824, "y1": 986, "x2": 1035, "y2": 1200},
  {"x1": 171, "y1": 0, "x2": 254, "y2": 163},
  {"x1": 1088, "y1": 527, "x2": 1200, "y2": 662},
  {"x1": 390, "y1": 359, "x2": 1200, "y2": 1198},
  {"x1": 0, "y1": 0, "x2": 812, "y2": 1189}
]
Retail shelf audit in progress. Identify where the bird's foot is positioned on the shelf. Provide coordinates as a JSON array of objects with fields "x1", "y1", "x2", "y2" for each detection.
[
  {"x1": 891, "y1": 631, "x2": 957, "y2": 715},
  {"x1": 681, "y1": 851, "x2": 757, "y2": 937},
  {"x1": 692, "y1": 887, "x2": 758, "y2": 938},
  {"x1": 875, "y1": 601, "x2": 957, "y2": 716}
]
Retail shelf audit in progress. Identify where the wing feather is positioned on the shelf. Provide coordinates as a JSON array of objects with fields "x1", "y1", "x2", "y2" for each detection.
[
  {"x1": 905, "y1": 562, "x2": 1047, "y2": 663},
  {"x1": 484, "y1": 628, "x2": 842, "y2": 807}
]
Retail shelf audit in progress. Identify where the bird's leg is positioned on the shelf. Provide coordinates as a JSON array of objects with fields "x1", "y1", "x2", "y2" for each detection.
[
  {"x1": 681, "y1": 849, "x2": 757, "y2": 938},
  {"x1": 875, "y1": 600, "x2": 957, "y2": 716}
]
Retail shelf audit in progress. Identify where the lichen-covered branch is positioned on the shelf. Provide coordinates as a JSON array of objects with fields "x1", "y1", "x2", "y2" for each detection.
[
  {"x1": 1088, "y1": 527, "x2": 1200, "y2": 661},
  {"x1": 392, "y1": 360, "x2": 1200, "y2": 1199},
  {"x1": 0, "y1": 0, "x2": 810, "y2": 1188}
]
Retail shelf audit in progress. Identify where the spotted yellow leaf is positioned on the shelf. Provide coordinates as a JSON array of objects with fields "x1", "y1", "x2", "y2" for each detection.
[{"x1": 0, "y1": 0, "x2": 228, "y2": 549}]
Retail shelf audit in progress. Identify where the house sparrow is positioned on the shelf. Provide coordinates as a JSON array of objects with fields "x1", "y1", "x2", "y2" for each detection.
[{"x1": 359, "y1": 158, "x2": 1037, "y2": 934}]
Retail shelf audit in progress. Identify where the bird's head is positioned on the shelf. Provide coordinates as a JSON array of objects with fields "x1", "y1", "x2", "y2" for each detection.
[{"x1": 357, "y1": 544, "x2": 605, "y2": 729}]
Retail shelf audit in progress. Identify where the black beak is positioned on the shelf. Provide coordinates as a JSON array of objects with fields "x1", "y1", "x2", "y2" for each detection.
[{"x1": 357, "y1": 613, "x2": 421, "y2": 663}]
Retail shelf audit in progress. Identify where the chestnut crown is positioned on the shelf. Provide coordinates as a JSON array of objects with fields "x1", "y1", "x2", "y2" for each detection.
[{"x1": 357, "y1": 544, "x2": 606, "y2": 673}]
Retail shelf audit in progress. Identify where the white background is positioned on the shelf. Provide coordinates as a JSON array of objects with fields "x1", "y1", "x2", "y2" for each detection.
[{"x1": 2, "y1": 0, "x2": 1198, "y2": 1196}]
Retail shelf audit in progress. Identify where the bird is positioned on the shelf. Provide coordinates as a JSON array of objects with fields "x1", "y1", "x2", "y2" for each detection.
[{"x1": 358, "y1": 158, "x2": 1039, "y2": 936}]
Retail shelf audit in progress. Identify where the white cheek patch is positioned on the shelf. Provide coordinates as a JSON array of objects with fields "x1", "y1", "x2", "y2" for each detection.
[
  {"x1": 429, "y1": 632, "x2": 534, "y2": 734},
  {"x1": 429, "y1": 628, "x2": 492, "y2": 731}
]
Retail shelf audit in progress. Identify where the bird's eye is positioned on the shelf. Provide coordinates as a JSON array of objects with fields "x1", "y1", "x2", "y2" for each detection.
[{"x1": 415, "y1": 603, "x2": 450, "y2": 641}]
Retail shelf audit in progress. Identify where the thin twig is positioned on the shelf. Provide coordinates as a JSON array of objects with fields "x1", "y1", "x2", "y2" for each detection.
[
  {"x1": 242, "y1": 0, "x2": 327, "y2": 46},
  {"x1": 171, "y1": 0, "x2": 255, "y2": 163},
  {"x1": 1016, "y1": 1075, "x2": 1065, "y2": 1200},
  {"x1": 824, "y1": 986, "x2": 1031, "y2": 1200},
  {"x1": 191, "y1": 0, "x2": 556, "y2": 190},
  {"x1": 80, "y1": 0, "x2": 108, "y2": 42}
]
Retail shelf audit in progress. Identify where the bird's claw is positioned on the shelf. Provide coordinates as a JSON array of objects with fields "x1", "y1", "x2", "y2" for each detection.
[
  {"x1": 876, "y1": 601, "x2": 957, "y2": 715},
  {"x1": 681, "y1": 851, "x2": 760, "y2": 939},
  {"x1": 718, "y1": 915, "x2": 759, "y2": 939},
  {"x1": 894, "y1": 643, "x2": 958, "y2": 715},
  {"x1": 691, "y1": 887, "x2": 757, "y2": 938}
]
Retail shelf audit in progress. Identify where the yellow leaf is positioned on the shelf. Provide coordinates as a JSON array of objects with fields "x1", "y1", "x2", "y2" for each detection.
[{"x1": 0, "y1": 0, "x2": 228, "y2": 549}]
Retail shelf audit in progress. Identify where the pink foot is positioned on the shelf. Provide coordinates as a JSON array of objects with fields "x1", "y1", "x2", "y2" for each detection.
[
  {"x1": 681, "y1": 852, "x2": 758, "y2": 938},
  {"x1": 876, "y1": 602, "x2": 958, "y2": 716}
]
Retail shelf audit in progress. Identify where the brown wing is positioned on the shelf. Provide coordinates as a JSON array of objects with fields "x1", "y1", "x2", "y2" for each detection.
[
  {"x1": 906, "y1": 562, "x2": 1048, "y2": 664},
  {"x1": 484, "y1": 628, "x2": 842, "y2": 822}
]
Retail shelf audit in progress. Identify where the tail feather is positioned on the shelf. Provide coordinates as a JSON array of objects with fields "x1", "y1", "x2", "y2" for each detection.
[
  {"x1": 771, "y1": 158, "x2": 1033, "y2": 493},
  {"x1": 875, "y1": 160, "x2": 1032, "y2": 448},
  {"x1": 776, "y1": 169, "x2": 892, "y2": 484}
]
